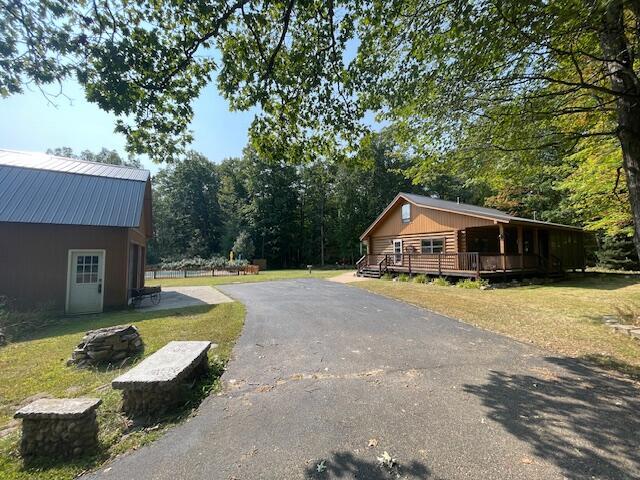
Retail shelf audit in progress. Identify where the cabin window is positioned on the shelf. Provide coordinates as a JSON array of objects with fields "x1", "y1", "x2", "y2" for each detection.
[
  {"x1": 421, "y1": 238, "x2": 445, "y2": 254},
  {"x1": 401, "y1": 203, "x2": 411, "y2": 223}
]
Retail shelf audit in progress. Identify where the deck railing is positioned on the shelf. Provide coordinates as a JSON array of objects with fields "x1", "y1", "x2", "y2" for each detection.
[{"x1": 359, "y1": 252, "x2": 558, "y2": 276}]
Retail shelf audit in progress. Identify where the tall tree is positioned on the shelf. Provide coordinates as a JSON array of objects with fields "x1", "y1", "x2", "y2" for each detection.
[
  {"x1": 217, "y1": 156, "x2": 253, "y2": 255},
  {"x1": 244, "y1": 147, "x2": 300, "y2": 268},
  {"x1": 149, "y1": 152, "x2": 222, "y2": 260}
]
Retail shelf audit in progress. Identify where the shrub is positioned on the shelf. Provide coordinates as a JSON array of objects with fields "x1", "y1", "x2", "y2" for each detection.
[
  {"x1": 431, "y1": 277, "x2": 451, "y2": 287},
  {"x1": 381, "y1": 273, "x2": 394, "y2": 281},
  {"x1": 397, "y1": 273, "x2": 410, "y2": 282},
  {"x1": 457, "y1": 278, "x2": 489, "y2": 289},
  {"x1": 413, "y1": 274, "x2": 428, "y2": 284},
  {"x1": 159, "y1": 256, "x2": 249, "y2": 270}
]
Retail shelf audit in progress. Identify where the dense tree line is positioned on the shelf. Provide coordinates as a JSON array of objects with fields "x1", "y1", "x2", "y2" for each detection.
[
  {"x1": 147, "y1": 128, "x2": 639, "y2": 270},
  {"x1": 49, "y1": 135, "x2": 639, "y2": 270},
  {"x1": 147, "y1": 132, "x2": 420, "y2": 268}
]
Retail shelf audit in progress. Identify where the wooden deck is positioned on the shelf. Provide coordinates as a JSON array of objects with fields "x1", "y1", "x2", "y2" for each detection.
[{"x1": 357, "y1": 253, "x2": 563, "y2": 279}]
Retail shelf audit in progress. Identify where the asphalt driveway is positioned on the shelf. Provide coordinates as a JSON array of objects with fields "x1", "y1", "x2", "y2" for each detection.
[{"x1": 88, "y1": 279, "x2": 639, "y2": 479}]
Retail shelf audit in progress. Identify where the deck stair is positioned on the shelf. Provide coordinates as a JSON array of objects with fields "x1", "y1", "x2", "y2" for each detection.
[{"x1": 358, "y1": 266, "x2": 383, "y2": 279}]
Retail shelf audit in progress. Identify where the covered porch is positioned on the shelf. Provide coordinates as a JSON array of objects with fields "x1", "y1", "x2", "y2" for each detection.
[{"x1": 357, "y1": 223, "x2": 583, "y2": 279}]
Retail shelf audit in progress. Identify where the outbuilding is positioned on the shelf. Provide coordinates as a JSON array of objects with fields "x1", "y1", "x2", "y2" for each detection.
[{"x1": 0, "y1": 150, "x2": 152, "y2": 314}]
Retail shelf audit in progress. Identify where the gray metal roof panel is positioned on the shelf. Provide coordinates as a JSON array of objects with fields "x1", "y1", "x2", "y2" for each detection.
[
  {"x1": 0, "y1": 165, "x2": 146, "y2": 227},
  {"x1": 0, "y1": 149, "x2": 150, "y2": 181}
]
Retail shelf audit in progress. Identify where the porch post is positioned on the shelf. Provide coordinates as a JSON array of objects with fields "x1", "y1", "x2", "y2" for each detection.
[
  {"x1": 498, "y1": 223, "x2": 506, "y2": 271},
  {"x1": 517, "y1": 225, "x2": 524, "y2": 272}
]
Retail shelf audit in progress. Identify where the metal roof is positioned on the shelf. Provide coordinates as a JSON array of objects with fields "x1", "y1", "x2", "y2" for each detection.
[
  {"x1": 401, "y1": 192, "x2": 582, "y2": 230},
  {"x1": 0, "y1": 150, "x2": 149, "y2": 227},
  {"x1": 401, "y1": 192, "x2": 513, "y2": 221},
  {"x1": 360, "y1": 192, "x2": 582, "y2": 240},
  {"x1": 0, "y1": 149, "x2": 149, "y2": 181}
]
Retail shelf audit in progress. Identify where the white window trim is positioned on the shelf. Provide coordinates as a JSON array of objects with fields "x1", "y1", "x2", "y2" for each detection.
[
  {"x1": 401, "y1": 203, "x2": 411, "y2": 223},
  {"x1": 421, "y1": 237, "x2": 445, "y2": 254},
  {"x1": 393, "y1": 239, "x2": 403, "y2": 265},
  {"x1": 65, "y1": 249, "x2": 106, "y2": 314}
]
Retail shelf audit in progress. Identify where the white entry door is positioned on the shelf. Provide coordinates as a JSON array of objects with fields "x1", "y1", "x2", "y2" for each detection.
[
  {"x1": 393, "y1": 239, "x2": 403, "y2": 265},
  {"x1": 67, "y1": 250, "x2": 105, "y2": 314}
]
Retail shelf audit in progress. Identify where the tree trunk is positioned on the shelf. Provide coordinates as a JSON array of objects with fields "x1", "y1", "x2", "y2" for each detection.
[
  {"x1": 618, "y1": 113, "x2": 640, "y2": 259},
  {"x1": 320, "y1": 194, "x2": 325, "y2": 266},
  {"x1": 597, "y1": 0, "x2": 640, "y2": 259}
]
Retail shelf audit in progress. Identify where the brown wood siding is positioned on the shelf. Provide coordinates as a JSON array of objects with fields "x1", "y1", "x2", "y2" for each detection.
[
  {"x1": 370, "y1": 232, "x2": 458, "y2": 255},
  {"x1": 369, "y1": 201, "x2": 495, "y2": 238},
  {"x1": 549, "y1": 229, "x2": 585, "y2": 269},
  {"x1": 0, "y1": 223, "x2": 131, "y2": 311}
]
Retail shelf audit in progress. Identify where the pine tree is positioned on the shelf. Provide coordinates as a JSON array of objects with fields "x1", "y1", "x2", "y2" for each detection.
[{"x1": 596, "y1": 235, "x2": 640, "y2": 271}]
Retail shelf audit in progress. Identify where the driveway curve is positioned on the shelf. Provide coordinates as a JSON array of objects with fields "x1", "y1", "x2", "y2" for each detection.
[{"x1": 87, "y1": 279, "x2": 639, "y2": 480}]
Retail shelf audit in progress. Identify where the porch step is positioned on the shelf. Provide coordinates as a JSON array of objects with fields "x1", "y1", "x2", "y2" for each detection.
[{"x1": 358, "y1": 268, "x2": 382, "y2": 279}]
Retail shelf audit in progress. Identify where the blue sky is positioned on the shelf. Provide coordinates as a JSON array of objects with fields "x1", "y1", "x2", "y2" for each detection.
[{"x1": 0, "y1": 79, "x2": 255, "y2": 174}]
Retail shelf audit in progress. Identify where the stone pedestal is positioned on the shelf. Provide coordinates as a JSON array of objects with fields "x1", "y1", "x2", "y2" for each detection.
[{"x1": 14, "y1": 398, "x2": 102, "y2": 459}]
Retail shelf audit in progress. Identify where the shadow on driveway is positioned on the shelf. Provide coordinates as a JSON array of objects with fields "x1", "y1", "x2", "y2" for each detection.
[
  {"x1": 304, "y1": 451, "x2": 434, "y2": 479},
  {"x1": 464, "y1": 357, "x2": 640, "y2": 479}
]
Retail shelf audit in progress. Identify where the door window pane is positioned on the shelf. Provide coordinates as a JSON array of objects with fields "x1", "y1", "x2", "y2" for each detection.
[{"x1": 74, "y1": 254, "x2": 100, "y2": 284}]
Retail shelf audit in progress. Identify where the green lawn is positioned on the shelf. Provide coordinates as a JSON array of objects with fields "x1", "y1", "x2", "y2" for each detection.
[
  {"x1": 146, "y1": 268, "x2": 347, "y2": 287},
  {"x1": 356, "y1": 274, "x2": 640, "y2": 379},
  {"x1": 0, "y1": 303, "x2": 244, "y2": 480}
]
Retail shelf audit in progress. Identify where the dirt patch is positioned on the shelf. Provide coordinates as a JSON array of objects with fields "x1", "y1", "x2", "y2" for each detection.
[{"x1": 328, "y1": 271, "x2": 369, "y2": 283}]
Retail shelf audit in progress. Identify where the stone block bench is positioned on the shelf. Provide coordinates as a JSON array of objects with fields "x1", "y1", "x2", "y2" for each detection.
[
  {"x1": 112, "y1": 340, "x2": 214, "y2": 417},
  {"x1": 14, "y1": 398, "x2": 101, "y2": 459}
]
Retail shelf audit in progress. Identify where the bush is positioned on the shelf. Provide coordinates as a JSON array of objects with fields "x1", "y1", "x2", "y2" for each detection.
[
  {"x1": 457, "y1": 278, "x2": 489, "y2": 289},
  {"x1": 381, "y1": 273, "x2": 394, "y2": 281},
  {"x1": 159, "y1": 256, "x2": 249, "y2": 270},
  {"x1": 413, "y1": 274, "x2": 428, "y2": 284},
  {"x1": 397, "y1": 273, "x2": 410, "y2": 282},
  {"x1": 431, "y1": 277, "x2": 451, "y2": 287}
]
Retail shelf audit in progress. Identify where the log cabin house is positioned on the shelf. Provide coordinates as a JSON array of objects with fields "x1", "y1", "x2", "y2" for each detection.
[
  {"x1": 0, "y1": 150, "x2": 152, "y2": 314},
  {"x1": 357, "y1": 192, "x2": 585, "y2": 279}
]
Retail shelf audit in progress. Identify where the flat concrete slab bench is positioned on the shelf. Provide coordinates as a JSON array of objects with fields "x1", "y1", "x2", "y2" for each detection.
[
  {"x1": 15, "y1": 398, "x2": 101, "y2": 459},
  {"x1": 112, "y1": 340, "x2": 214, "y2": 417}
]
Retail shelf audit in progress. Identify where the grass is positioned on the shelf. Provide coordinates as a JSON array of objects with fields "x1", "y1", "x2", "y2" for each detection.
[
  {"x1": 0, "y1": 302, "x2": 245, "y2": 480},
  {"x1": 356, "y1": 274, "x2": 640, "y2": 379},
  {"x1": 146, "y1": 268, "x2": 347, "y2": 288}
]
